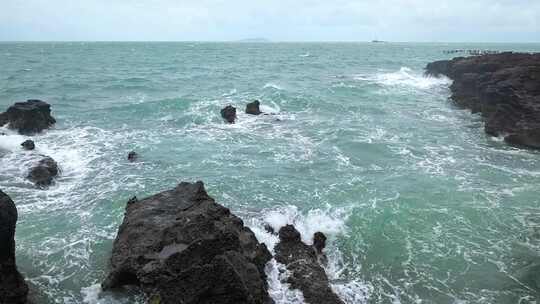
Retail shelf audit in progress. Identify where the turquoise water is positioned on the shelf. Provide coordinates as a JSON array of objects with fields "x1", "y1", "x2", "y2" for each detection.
[{"x1": 1, "y1": 42, "x2": 540, "y2": 304}]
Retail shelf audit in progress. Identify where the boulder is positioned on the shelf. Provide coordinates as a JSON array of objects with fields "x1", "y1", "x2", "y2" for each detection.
[
  {"x1": 274, "y1": 225, "x2": 343, "y2": 304},
  {"x1": 127, "y1": 151, "x2": 138, "y2": 162},
  {"x1": 221, "y1": 105, "x2": 237, "y2": 124},
  {"x1": 0, "y1": 190, "x2": 29, "y2": 304},
  {"x1": 27, "y1": 156, "x2": 59, "y2": 187},
  {"x1": 2, "y1": 100, "x2": 56, "y2": 135},
  {"x1": 246, "y1": 100, "x2": 263, "y2": 115},
  {"x1": 21, "y1": 140, "x2": 35, "y2": 151},
  {"x1": 313, "y1": 232, "x2": 327, "y2": 254},
  {"x1": 426, "y1": 53, "x2": 540, "y2": 149},
  {"x1": 103, "y1": 181, "x2": 273, "y2": 304}
]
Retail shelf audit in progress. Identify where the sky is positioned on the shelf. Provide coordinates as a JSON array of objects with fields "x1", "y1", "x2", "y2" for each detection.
[{"x1": 1, "y1": 0, "x2": 539, "y2": 42}]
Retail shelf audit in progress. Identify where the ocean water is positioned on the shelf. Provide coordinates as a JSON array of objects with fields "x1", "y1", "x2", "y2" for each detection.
[{"x1": 1, "y1": 42, "x2": 540, "y2": 304}]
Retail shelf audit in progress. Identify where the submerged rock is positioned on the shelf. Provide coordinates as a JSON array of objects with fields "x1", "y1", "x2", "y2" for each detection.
[
  {"x1": 27, "y1": 156, "x2": 59, "y2": 187},
  {"x1": 246, "y1": 100, "x2": 263, "y2": 115},
  {"x1": 275, "y1": 225, "x2": 343, "y2": 304},
  {"x1": 21, "y1": 140, "x2": 35, "y2": 151},
  {"x1": 221, "y1": 105, "x2": 237, "y2": 123},
  {"x1": 1, "y1": 100, "x2": 56, "y2": 135},
  {"x1": 426, "y1": 52, "x2": 540, "y2": 149},
  {"x1": 103, "y1": 181, "x2": 273, "y2": 304},
  {"x1": 127, "y1": 151, "x2": 138, "y2": 162},
  {"x1": 0, "y1": 190, "x2": 29, "y2": 304}
]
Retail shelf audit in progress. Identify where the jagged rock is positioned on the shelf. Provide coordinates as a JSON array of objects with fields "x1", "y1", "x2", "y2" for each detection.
[
  {"x1": 20, "y1": 140, "x2": 35, "y2": 151},
  {"x1": 221, "y1": 105, "x2": 237, "y2": 124},
  {"x1": 0, "y1": 190, "x2": 29, "y2": 304},
  {"x1": 103, "y1": 181, "x2": 273, "y2": 304},
  {"x1": 27, "y1": 156, "x2": 59, "y2": 187},
  {"x1": 426, "y1": 52, "x2": 540, "y2": 148},
  {"x1": 246, "y1": 100, "x2": 263, "y2": 115},
  {"x1": 275, "y1": 225, "x2": 343, "y2": 304},
  {"x1": 127, "y1": 151, "x2": 138, "y2": 162},
  {"x1": 313, "y1": 232, "x2": 327, "y2": 254},
  {"x1": 1, "y1": 100, "x2": 56, "y2": 135},
  {"x1": 0, "y1": 112, "x2": 7, "y2": 127}
]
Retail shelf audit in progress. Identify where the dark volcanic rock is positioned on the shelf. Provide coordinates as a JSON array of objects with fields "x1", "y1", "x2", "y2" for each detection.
[
  {"x1": 103, "y1": 181, "x2": 273, "y2": 304},
  {"x1": 127, "y1": 151, "x2": 138, "y2": 162},
  {"x1": 426, "y1": 52, "x2": 540, "y2": 148},
  {"x1": 221, "y1": 105, "x2": 237, "y2": 123},
  {"x1": 0, "y1": 112, "x2": 7, "y2": 127},
  {"x1": 21, "y1": 140, "x2": 35, "y2": 151},
  {"x1": 27, "y1": 156, "x2": 59, "y2": 187},
  {"x1": 0, "y1": 190, "x2": 29, "y2": 304},
  {"x1": 313, "y1": 232, "x2": 327, "y2": 254},
  {"x1": 275, "y1": 225, "x2": 343, "y2": 304},
  {"x1": 2, "y1": 100, "x2": 56, "y2": 135},
  {"x1": 246, "y1": 100, "x2": 263, "y2": 115}
]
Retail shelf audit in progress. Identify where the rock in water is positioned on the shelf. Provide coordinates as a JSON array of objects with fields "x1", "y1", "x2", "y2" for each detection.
[
  {"x1": 1, "y1": 100, "x2": 56, "y2": 135},
  {"x1": 246, "y1": 100, "x2": 263, "y2": 115},
  {"x1": 274, "y1": 225, "x2": 344, "y2": 304},
  {"x1": 313, "y1": 232, "x2": 327, "y2": 254},
  {"x1": 0, "y1": 190, "x2": 29, "y2": 304},
  {"x1": 103, "y1": 181, "x2": 273, "y2": 304},
  {"x1": 426, "y1": 53, "x2": 540, "y2": 149},
  {"x1": 127, "y1": 151, "x2": 138, "y2": 162},
  {"x1": 221, "y1": 105, "x2": 237, "y2": 123},
  {"x1": 20, "y1": 140, "x2": 35, "y2": 151},
  {"x1": 27, "y1": 157, "x2": 59, "y2": 187}
]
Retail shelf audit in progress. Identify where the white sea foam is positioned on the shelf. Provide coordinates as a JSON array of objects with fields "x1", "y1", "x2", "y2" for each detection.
[
  {"x1": 263, "y1": 83, "x2": 284, "y2": 90},
  {"x1": 355, "y1": 67, "x2": 451, "y2": 90}
]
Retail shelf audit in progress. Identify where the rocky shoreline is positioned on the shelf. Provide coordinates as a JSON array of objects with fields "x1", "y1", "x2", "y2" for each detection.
[{"x1": 426, "y1": 52, "x2": 540, "y2": 148}]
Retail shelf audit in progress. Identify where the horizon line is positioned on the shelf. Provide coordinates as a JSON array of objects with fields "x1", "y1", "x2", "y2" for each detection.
[{"x1": 1, "y1": 40, "x2": 540, "y2": 44}]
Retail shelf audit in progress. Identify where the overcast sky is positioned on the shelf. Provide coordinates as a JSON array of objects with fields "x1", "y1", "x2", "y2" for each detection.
[{"x1": 1, "y1": 0, "x2": 539, "y2": 42}]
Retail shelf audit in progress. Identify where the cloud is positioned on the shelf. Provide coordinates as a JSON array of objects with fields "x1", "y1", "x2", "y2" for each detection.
[{"x1": 0, "y1": 0, "x2": 539, "y2": 41}]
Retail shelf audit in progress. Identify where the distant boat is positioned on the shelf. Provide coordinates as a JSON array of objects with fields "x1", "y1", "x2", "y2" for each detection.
[{"x1": 371, "y1": 40, "x2": 387, "y2": 43}]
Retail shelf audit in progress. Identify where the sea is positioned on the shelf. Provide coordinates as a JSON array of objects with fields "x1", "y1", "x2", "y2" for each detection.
[{"x1": 1, "y1": 42, "x2": 540, "y2": 304}]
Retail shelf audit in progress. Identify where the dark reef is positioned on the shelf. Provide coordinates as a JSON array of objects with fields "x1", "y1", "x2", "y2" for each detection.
[
  {"x1": 0, "y1": 100, "x2": 56, "y2": 135},
  {"x1": 103, "y1": 181, "x2": 273, "y2": 304},
  {"x1": 221, "y1": 105, "x2": 237, "y2": 124},
  {"x1": 246, "y1": 100, "x2": 263, "y2": 115},
  {"x1": 274, "y1": 225, "x2": 344, "y2": 304},
  {"x1": 426, "y1": 52, "x2": 540, "y2": 148},
  {"x1": 0, "y1": 190, "x2": 29, "y2": 304},
  {"x1": 27, "y1": 156, "x2": 59, "y2": 187}
]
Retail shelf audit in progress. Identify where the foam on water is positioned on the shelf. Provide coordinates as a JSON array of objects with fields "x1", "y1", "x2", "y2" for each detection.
[{"x1": 355, "y1": 67, "x2": 452, "y2": 90}]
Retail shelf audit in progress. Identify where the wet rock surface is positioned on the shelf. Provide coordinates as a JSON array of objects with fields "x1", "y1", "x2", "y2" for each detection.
[
  {"x1": 246, "y1": 100, "x2": 263, "y2": 115},
  {"x1": 27, "y1": 156, "x2": 59, "y2": 187},
  {"x1": 220, "y1": 105, "x2": 237, "y2": 123},
  {"x1": 103, "y1": 181, "x2": 273, "y2": 304},
  {"x1": 0, "y1": 190, "x2": 29, "y2": 304},
  {"x1": 1, "y1": 100, "x2": 56, "y2": 135},
  {"x1": 21, "y1": 140, "x2": 35, "y2": 151},
  {"x1": 274, "y1": 225, "x2": 344, "y2": 304},
  {"x1": 426, "y1": 52, "x2": 540, "y2": 148}
]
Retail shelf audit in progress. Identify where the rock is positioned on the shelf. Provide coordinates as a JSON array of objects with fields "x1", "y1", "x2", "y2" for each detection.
[
  {"x1": 221, "y1": 105, "x2": 237, "y2": 124},
  {"x1": 246, "y1": 100, "x2": 263, "y2": 115},
  {"x1": 0, "y1": 112, "x2": 7, "y2": 127},
  {"x1": 426, "y1": 53, "x2": 540, "y2": 149},
  {"x1": 275, "y1": 225, "x2": 343, "y2": 304},
  {"x1": 1, "y1": 100, "x2": 56, "y2": 135},
  {"x1": 313, "y1": 232, "x2": 327, "y2": 254},
  {"x1": 0, "y1": 190, "x2": 29, "y2": 304},
  {"x1": 27, "y1": 156, "x2": 59, "y2": 187},
  {"x1": 20, "y1": 140, "x2": 35, "y2": 151},
  {"x1": 103, "y1": 181, "x2": 273, "y2": 304},
  {"x1": 127, "y1": 151, "x2": 138, "y2": 162}
]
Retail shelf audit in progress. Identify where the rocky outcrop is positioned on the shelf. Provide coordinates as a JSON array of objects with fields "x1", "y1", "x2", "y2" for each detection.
[
  {"x1": 21, "y1": 140, "x2": 35, "y2": 151},
  {"x1": 127, "y1": 151, "x2": 138, "y2": 162},
  {"x1": 27, "y1": 156, "x2": 59, "y2": 187},
  {"x1": 246, "y1": 100, "x2": 263, "y2": 115},
  {"x1": 274, "y1": 225, "x2": 343, "y2": 304},
  {"x1": 221, "y1": 105, "x2": 237, "y2": 123},
  {"x1": 0, "y1": 100, "x2": 56, "y2": 135},
  {"x1": 103, "y1": 181, "x2": 273, "y2": 304},
  {"x1": 0, "y1": 190, "x2": 29, "y2": 304},
  {"x1": 426, "y1": 52, "x2": 540, "y2": 148}
]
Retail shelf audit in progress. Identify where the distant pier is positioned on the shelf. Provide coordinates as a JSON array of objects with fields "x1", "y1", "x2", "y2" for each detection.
[{"x1": 443, "y1": 49, "x2": 502, "y2": 56}]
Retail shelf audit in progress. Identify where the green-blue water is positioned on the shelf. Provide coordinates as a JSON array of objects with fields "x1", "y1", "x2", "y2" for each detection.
[{"x1": 1, "y1": 42, "x2": 540, "y2": 304}]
